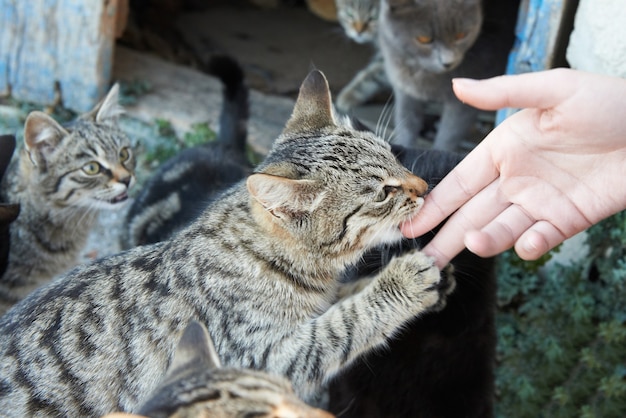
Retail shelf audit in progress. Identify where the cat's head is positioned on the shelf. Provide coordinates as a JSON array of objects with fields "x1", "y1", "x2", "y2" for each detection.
[
  {"x1": 137, "y1": 321, "x2": 334, "y2": 418},
  {"x1": 22, "y1": 84, "x2": 135, "y2": 210},
  {"x1": 336, "y1": 0, "x2": 380, "y2": 44},
  {"x1": 380, "y1": 0, "x2": 483, "y2": 73},
  {"x1": 247, "y1": 70, "x2": 428, "y2": 267}
]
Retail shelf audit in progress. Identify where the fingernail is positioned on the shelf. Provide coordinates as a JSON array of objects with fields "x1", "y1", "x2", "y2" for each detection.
[{"x1": 452, "y1": 78, "x2": 479, "y2": 87}]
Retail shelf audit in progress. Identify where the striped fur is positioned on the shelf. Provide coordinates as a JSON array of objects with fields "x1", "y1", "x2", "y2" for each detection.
[
  {"x1": 0, "y1": 85, "x2": 135, "y2": 314},
  {"x1": 0, "y1": 70, "x2": 451, "y2": 417},
  {"x1": 137, "y1": 321, "x2": 333, "y2": 418}
]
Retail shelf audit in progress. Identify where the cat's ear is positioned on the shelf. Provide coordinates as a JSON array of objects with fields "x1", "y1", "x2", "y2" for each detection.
[
  {"x1": 168, "y1": 321, "x2": 222, "y2": 374},
  {"x1": 23, "y1": 111, "x2": 69, "y2": 167},
  {"x1": 282, "y1": 69, "x2": 336, "y2": 136},
  {"x1": 86, "y1": 83, "x2": 125, "y2": 124},
  {"x1": 247, "y1": 173, "x2": 323, "y2": 219}
]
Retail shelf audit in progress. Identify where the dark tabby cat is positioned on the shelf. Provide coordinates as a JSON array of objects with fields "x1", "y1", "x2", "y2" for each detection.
[
  {"x1": 379, "y1": 0, "x2": 519, "y2": 151},
  {"x1": 327, "y1": 145, "x2": 497, "y2": 418},
  {"x1": 0, "y1": 69, "x2": 452, "y2": 417},
  {"x1": 0, "y1": 135, "x2": 20, "y2": 278},
  {"x1": 122, "y1": 55, "x2": 251, "y2": 249},
  {"x1": 0, "y1": 86, "x2": 135, "y2": 314},
  {"x1": 136, "y1": 320, "x2": 333, "y2": 418}
]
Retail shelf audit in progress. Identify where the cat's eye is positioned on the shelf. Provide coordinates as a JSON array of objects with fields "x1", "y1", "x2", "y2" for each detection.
[
  {"x1": 82, "y1": 161, "x2": 101, "y2": 175},
  {"x1": 416, "y1": 35, "x2": 433, "y2": 45},
  {"x1": 375, "y1": 185, "x2": 400, "y2": 202},
  {"x1": 455, "y1": 32, "x2": 467, "y2": 40},
  {"x1": 119, "y1": 147, "x2": 131, "y2": 162}
]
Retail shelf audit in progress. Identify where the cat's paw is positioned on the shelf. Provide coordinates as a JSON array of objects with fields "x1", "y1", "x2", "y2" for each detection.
[
  {"x1": 427, "y1": 263, "x2": 456, "y2": 313},
  {"x1": 377, "y1": 250, "x2": 444, "y2": 313}
]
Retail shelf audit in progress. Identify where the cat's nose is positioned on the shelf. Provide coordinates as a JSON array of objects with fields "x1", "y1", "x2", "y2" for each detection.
[
  {"x1": 405, "y1": 175, "x2": 428, "y2": 200},
  {"x1": 118, "y1": 175, "x2": 132, "y2": 188},
  {"x1": 352, "y1": 21, "x2": 368, "y2": 34}
]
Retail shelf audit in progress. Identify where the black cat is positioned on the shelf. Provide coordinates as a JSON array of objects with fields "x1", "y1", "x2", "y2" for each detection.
[
  {"x1": 122, "y1": 54, "x2": 251, "y2": 248},
  {"x1": 327, "y1": 145, "x2": 497, "y2": 418}
]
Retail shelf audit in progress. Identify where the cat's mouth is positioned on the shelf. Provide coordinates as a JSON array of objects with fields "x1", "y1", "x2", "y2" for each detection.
[{"x1": 108, "y1": 192, "x2": 129, "y2": 204}]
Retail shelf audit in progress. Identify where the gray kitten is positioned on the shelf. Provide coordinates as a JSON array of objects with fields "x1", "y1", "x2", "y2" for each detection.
[
  {"x1": 136, "y1": 320, "x2": 333, "y2": 418},
  {"x1": 0, "y1": 86, "x2": 135, "y2": 314},
  {"x1": 0, "y1": 69, "x2": 452, "y2": 417},
  {"x1": 379, "y1": 0, "x2": 518, "y2": 151},
  {"x1": 335, "y1": 0, "x2": 390, "y2": 113}
]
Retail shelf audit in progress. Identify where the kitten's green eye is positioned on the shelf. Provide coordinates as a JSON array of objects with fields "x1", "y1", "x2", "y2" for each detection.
[
  {"x1": 375, "y1": 185, "x2": 400, "y2": 202},
  {"x1": 455, "y1": 32, "x2": 467, "y2": 40},
  {"x1": 119, "y1": 147, "x2": 131, "y2": 162},
  {"x1": 82, "y1": 161, "x2": 101, "y2": 175},
  {"x1": 416, "y1": 35, "x2": 433, "y2": 45}
]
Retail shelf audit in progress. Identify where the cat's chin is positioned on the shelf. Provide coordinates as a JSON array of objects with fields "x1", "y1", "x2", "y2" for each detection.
[{"x1": 369, "y1": 226, "x2": 404, "y2": 248}]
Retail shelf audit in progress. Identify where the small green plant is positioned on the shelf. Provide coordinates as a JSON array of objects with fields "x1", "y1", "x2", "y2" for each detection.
[
  {"x1": 139, "y1": 119, "x2": 218, "y2": 169},
  {"x1": 495, "y1": 212, "x2": 626, "y2": 418},
  {"x1": 118, "y1": 79, "x2": 152, "y2": 106}
]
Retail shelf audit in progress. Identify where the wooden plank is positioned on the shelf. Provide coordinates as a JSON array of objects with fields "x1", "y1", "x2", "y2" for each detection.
[
  {"x1": 496, "y1": 0, "x2": 577, "y2": 123},
  {"x1": 0, "y1": 0, "x2": 123, "y2": 112}
]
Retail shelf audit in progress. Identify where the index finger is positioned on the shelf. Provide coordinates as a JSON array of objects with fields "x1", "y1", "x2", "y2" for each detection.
[{"x1": 401, "y1": 142, "x2": 499, "y2": 238}]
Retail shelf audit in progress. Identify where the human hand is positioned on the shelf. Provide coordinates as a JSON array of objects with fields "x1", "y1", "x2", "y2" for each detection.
[{"x1": 401, "y1": 68, "x2": 626, "y2": 268}]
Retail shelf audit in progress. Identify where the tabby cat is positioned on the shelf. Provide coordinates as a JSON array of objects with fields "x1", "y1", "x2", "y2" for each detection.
[
  {"x1": 0, "y1": 135, "x2": 19, "y2": 278},
  {"x1": 0, "y1": 69, "x2": 452, "y2": 417},
  {"x1": 136, "y1": 320, "x2": 333, "y2": 418},
  {"x1": 0, "y1": 85, "x2": 135, "y2": 314},
  {"x1": 327, "y1": 145, "x2": 497, "y2": 418},
  {"x1": 334, "y1": 0, "x2": 390, "y2": 113},
  {"x1": 378, "y1": 0, "x2": 519, "y2": 151},
  {"x1": 122, "y1": 54, "x2": 251, "y2": 249}
]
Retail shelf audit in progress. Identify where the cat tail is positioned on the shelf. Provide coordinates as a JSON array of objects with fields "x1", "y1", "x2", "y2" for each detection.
[{"x1": 206, "y1": 55, "x2": 249, "y2": 157}]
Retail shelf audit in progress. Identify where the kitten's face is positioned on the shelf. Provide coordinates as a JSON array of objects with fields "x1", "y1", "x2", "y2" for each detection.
[
  {"x1": 380, "y1": 0, "x2": 483, "y2": 73},
  {"x1": 22, "y1": 84, "x2": 135, "y2": 210},
  {"x1": 336, "y1": 0, "x2": 380, "y2": 44},
  {"x1": 52, "y1": 122, "x2": 135, "y2": 210},
  {"x1": 248, "y1": 70, "x2": 428, "y2": 264}
]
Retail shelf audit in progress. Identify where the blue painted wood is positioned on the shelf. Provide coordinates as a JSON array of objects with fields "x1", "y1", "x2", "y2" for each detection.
[
  {"x1": 496, "y1": 0, "x2": 566, "y2": 124},
  {"x1": 0, "y1": 0, "x2": 120, "y2": 112}
]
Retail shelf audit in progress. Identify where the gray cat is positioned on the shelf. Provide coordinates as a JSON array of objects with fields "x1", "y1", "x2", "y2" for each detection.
[
  {"x1": 378, "y1": 0, "x2": 519, "y2": 151},
  {"x1": 0, "y1": 69, "x2": 452, "y2": 417},
  {"x1": 0, "y1": 86, "x2": 135, "y2": 314},
  {"x1": 136, "y1": 320, "x2": 333, "y2": 418}
]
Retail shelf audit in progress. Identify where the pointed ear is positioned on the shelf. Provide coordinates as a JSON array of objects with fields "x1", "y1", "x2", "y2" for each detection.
[
  {"x1": 23, "y1": 111, "x2": 69, "y2": 166},
  {"x1": 282, "y1": 69, "x2": 336, "y2": 136},
  {"x1": 168, "y1": 321, "x2": 221, "y2": 374},
  {"x1": 85, "y1": 83, "x2": 125, "y2": 123},
  {"x1": 247, "y1": 173, "x2": 323, "y2": 219}
]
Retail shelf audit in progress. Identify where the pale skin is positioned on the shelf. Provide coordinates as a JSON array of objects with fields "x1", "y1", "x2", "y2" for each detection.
[{"x1": 401, "y1": 68, "x2": 626, "y2": 269}]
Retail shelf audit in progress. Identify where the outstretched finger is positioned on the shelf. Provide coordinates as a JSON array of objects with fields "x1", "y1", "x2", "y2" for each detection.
[
  {"x1": 452, "y1": 69, "x2": 577, "y2": 112},
  {"x1": 418, "y1": 181, "x2": 511, "y2": 268},
  {"x1": 401, "y1": 144, "x2": 500, "y2": 238}
]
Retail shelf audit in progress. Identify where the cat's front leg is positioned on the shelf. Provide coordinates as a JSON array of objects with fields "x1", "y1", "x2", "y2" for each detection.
[
  {"x1": 336, "y1": 54, "x2": 389, "y2": 112},
  {"x1": 370, "y1": 250, "x2": 453, "y2": 316},
  {"x1": 392, "y1": 90, "x2": 425, "y2": 148},
  {"x1": 433, "y1": 98, "x2": 479, "y2": 151},
  {"x1": 266, "y1": 251, "x2": 452, "y2": 403}
]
